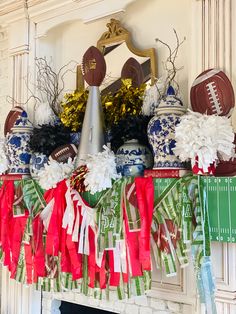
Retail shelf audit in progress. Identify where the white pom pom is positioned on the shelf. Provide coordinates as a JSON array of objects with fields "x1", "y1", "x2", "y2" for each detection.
[
  {"x1": 174, "y1": 110, "x2": 235, "y2": 171},
  {"x1": 84, "y1": 145, "x2": 121, "y2": 194},
  {"x1": 34, "y1": 102, "x2": 57, "y2": 127},
  {"x1": 38, "y1": 158, "x2": 75, "y2": 190},
  {"x1": 0, "y1": 138, "x2": 9, "y2": 174}
]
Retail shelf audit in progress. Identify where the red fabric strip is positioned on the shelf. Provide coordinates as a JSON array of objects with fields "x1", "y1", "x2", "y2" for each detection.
[
  {"x1": 108, "y1": 250, "x2": 120, "y2": 287},
  {"x1": 135, "y1": 177, "x2": 154, "y2": 271},
  {"x1": 32, "y1": 215, "x2": 46, "y2": 280},
  {"x1": 45, "y1": 180, "x2": 67, "y2": 256}
]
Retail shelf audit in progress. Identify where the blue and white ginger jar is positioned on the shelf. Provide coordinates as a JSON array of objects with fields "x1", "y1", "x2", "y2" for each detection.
[
  {"x1": 6, "y1": 111, "x2": 33, "y2": 175},
  {"x1": 29, "y1": 153, "x2": 48, "y2": 179},
  {"x1": 116, "y1": 139, "x2": 153, "y2": 176},
  {"x1": 147, "y1": 89, "x2": 187, "y2": 169}
]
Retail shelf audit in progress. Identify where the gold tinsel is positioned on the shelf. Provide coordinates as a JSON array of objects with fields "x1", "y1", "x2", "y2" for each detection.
[
  {"x1": 60, "y1": 79, "x2": 146, "y2": 131},
  {"x1": 60, "y1": 89, "x2": 89, "y2": 132},
  {"x1": 103, "y1": 79, "x2": 146, "y2": 128}
]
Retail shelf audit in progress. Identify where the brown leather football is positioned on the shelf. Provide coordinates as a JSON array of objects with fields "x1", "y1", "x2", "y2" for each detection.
[
  {"x1": 82, "y1": 46, "x2": 106, "y2": 86},
  {"x1": 50, "y1": 144, "x2": 78, "y2": 163},
  {"x1": 4, "y1": 106, "x2": 24, "y2": 136},
  {"x1": 121, "y1": 57, "x2": 144, "y2": 87},
  {"x1": 215, "y1": 134, "x2": 236, "y2": 176},
  {"x1": 190, "y1": 69, "x2": 235, "y2": 116}
]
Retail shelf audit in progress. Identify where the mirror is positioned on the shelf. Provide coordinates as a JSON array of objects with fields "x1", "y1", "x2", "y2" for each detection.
[
  {"x1": 76, "y1": 19, "x2": 157, "y2": 92},
  {"x1": 97, "y1": 19, "x2": 157, "y2": 93}
]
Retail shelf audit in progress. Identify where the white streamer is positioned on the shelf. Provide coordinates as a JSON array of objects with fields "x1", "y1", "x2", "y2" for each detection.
[{"x1": 62, "y1": 180, "x2": 75, "y2": 234}]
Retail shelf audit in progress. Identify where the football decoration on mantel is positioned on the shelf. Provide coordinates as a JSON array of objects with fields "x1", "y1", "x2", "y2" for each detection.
[
  {"x1": 121, "y1": 57, "x2": 144, "y2": 88},
  {"x1": 215, "y1": 134, "x2": 236, "y2": 177},
  {"x1": 50, "y1": 144, "x2": 78, "y2": 163},
  {"x1": 190, "y1": 69, "x2": 235, "y2": 116},
  {"x1": 4, "y1": 106, "x2": 24, "y2": 136},
  {"x1": 81, "y1": 45, "x2": 106, "y2": 86},
  {"x1": 77, "y1": 46, "x2": 106, "y2": 166}
]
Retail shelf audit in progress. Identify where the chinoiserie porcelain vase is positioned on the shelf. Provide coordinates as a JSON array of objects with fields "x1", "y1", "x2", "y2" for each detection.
[
  {"x1": 116, "y1": 139, "x2": 153, "y2": 176},
  {"x1": 29, "y1": 153, "x2": 48, "y2": 179},
  {"x1": 70, "y1": 132, "x2": 81, "y2": 146},
  {"x1": 6, "y1": 111, "x2": 33, "y2": 175},
  {"x1": 147, "y1": 87, "x2": 187, "y2": 169}
]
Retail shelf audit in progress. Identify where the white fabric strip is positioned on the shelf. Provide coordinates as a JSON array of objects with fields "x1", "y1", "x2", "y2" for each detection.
[
  {"x1": 62, "y1": 180, "x2": 75, "y2": 234},
  {"x1": 113, "y1": 242, "x2": 121, "y2": 273},
  {"x1": 72, "y1": 192, "x2": 96, "y2": 255},
  {"x1": 40, "y1": 198, "x2": 55, "y2": 231},
  {"x1": 72, "y1": 206, "x2": 80, "y2": 242}
]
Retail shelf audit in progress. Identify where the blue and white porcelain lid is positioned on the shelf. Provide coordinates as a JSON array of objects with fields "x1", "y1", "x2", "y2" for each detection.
[
  {"x1": 156, "y1": 86, "x2": 186, "y2": 115},
  {"x1": 11, "y1": 111, "x2": 33, "y2": 133}
]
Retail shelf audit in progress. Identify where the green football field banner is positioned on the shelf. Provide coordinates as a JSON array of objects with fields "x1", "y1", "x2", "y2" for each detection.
[
  {"x1": 201, "y1": 176, "x2": 236, "y2": 243},
  {"x1": 153, "y1": 176, "x2": 236, "y2": 243}
]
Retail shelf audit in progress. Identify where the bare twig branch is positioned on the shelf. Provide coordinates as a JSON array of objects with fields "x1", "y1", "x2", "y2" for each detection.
[
  {"x1": 155, "y1": 29, "x2": 186, "y2": 97},
  {"x1": 6, "y1": 95, "x2": 40, "y2": 106},
  {"x1": 9, "y1": 57, "x2": 79, "y2": 116},
  {"x1": 34, "y1": 57, "x2": 79, "y2": 115}
]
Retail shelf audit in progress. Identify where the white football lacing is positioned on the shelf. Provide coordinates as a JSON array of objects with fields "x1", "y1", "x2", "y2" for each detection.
[
  {"x1": 206, "y1": 81, "x2": 223, "y2": 114},
  {"x1": 55, "y1": 147, "x2": 70, "y2": 157}
]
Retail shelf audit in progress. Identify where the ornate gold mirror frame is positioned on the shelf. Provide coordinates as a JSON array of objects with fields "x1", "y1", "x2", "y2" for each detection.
[{"x1": 97, "y1": 19, "x2": 157, "y2": 86}]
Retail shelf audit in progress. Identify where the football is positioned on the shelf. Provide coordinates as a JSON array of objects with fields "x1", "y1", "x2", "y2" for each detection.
[
  {"x1": 215, "y1": 134, "x2": 236, "y2": 176},
  {"x1": 215, "y1": 159, "x2": 236, "y2": 177},
  {"x1": 190, "y1": 69, "x2": 235, "y2": 116},
  {"x1": 4, "y1": 106, "x2": 24, "y2": 136},
  {"x1": 50, "y1": 144, "x2": 78, "y2": 163},
  {"x1": 121, "y1": 57, "x2": 144, "y2": 88},
  {"x1": 82, "y1": 46, "x2": 106, "y2": 86}
]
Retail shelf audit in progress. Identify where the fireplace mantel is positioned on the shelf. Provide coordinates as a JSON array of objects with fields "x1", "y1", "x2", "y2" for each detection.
[{"x1": 0, "y1": 1, "x2": 236, "y2": 314}]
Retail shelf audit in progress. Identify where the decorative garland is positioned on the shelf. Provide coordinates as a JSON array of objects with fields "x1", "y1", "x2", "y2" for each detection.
[{"x1": 0, "y1": 174, "x2": 216, "y2": 312}]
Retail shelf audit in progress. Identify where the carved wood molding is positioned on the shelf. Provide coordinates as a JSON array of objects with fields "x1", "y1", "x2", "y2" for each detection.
[
  {"x1": 0, "y1": 0, "x2": 135, "y2": 24},
  {"x1": 0, "y1": 0, "x2": 48, "y2": 16},
  {"x1": 0, "y1": 0, "x2": 135, "y2": 39}
]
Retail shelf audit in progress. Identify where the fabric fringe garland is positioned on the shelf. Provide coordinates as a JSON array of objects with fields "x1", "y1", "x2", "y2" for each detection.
[{"x1": 0, "y1": 175, "x2": 216, "y2": 312}]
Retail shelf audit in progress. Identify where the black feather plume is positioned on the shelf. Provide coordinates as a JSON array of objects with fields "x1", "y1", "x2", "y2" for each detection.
[
  {"x1": 29, "y1": 124, "x2": 71, "y2": 156},
  {"x1": 110, "y1": 115, "x2": 151, "y2": 153}
]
